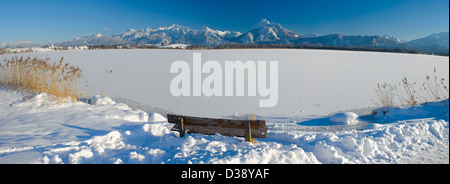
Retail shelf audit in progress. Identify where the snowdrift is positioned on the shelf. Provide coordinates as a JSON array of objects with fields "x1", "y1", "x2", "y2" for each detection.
[
  {"x1": 371, "y1": 100, "x2": 449, "y2": 122},
  {"x1": 329, "y1": 112, "x2": 359, "y2": 125},
  {"x1": 0, "y1": 89, "x2": 447, "y2": 164}
]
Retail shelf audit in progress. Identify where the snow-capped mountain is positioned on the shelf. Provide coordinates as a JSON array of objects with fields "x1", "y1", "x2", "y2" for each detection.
[
  {"x1": 302, "y1": 33, "x2": 322, "y2": 38},
  {"x1": 53, "y1": 19, "x2": 302, "y2": 47},
  {"x1": 12, "y1": 19, "x2": 445, "y2": 54},
  {"x1": 1, "y1": 41, "x2": 40, "y2": 48},
  {"x1": 75, "y1": 33, "x2": 104, "y2": 40},
  {"x1": 56, "y1": 33, "x2": 127, "y2": 47},
  {"x1": 382, "y1": 34, "x2": 402, "y2": 42},
  {"x1": 110, "y1": 24, "x2": 241, "y2": 46},
  {"x1": 294, "y1": 34, "x2": 403, "y2": 48},
  {"x1": 404, "y1": 32, "x2": 449, "y2": 53},
  {"x1": 236, "y1": 19, "x2": 302, "y2": 44},
  {"x1": 56, "y1": 19, "x2": 408, "y2": 48}
]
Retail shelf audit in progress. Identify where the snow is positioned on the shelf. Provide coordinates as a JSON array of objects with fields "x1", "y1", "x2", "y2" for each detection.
[
  {"x1": 148, "y1": 113, "x2": 167, "y2": 122},
  {"x1": 2, "y1": 49, "x2": 447, "y2": 118},
  {"x1": 158, "y1": 44, "x2": 188, "y2": 49},
  {"x1": 329, "y1": 112, "x2": 359, "y2": 125},
  {"x1": 372, "y1": 100, "x2": 449, "y2": 122},
  {"x1": 91, "y1": 95, "x2": 116, "y2": 105},
  {"x1": 0, "y1": 49, "x2": 448, "y2": 164},
  {"x1": 0, "y1": 88, "x2": 448, "y2": 164}
]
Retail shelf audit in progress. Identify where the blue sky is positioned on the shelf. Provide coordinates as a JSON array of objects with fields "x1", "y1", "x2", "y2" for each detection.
[{"x1": 0, "y1": 0, "x2": 448, "y2": 44}]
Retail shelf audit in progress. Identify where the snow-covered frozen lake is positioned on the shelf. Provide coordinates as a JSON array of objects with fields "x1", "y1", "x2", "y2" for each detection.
[{"x1": 2, "y1": 49, "x2": 448, "y2": 118}]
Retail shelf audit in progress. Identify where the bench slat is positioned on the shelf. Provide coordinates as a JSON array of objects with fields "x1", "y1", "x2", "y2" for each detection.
[
  {"x1": 167, "y1": 114, "x2": 266, "y2": 127},
  {"x1": 167, "y1": 114, "x2": 268, "y2": 138},
  {"x1": 171, "y1": 124, "x2": 267, "y2": 138}
]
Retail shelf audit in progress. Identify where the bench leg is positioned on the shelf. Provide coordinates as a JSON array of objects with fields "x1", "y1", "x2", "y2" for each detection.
[
  {"x1": 177, "y1": 117, "x2": 185, "y2": 138},
  {"x1": 245, "y1": 122, "x2": 253, "y2": 143}
]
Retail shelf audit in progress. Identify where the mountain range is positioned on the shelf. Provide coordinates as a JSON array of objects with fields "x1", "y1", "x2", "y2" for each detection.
[
  {"x1": 1, "y1": 41, "x2": 41, "y2": 49},
  {"x1": 2, "y1": 19, "x2": 449, "y2": 54}
]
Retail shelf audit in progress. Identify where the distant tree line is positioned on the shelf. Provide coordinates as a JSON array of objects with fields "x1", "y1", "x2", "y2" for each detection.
[
  {"x1": 88, "y1": 44, "x2": 161, "y2": 50},
  {"x1": 187, "y1": 43, "x2": 445, "y2": 55},
  {"x1": 75, "y1": 43, "x2": 450, "y2": 56}
]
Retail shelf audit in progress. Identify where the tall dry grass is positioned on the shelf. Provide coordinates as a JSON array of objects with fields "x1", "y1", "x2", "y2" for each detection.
[
  {"x1": 0, "y1": 56, "x2": 87, "y2": 103},
  {"x1": 374, "y1": 67, "x2": 449, "y2": 107}
]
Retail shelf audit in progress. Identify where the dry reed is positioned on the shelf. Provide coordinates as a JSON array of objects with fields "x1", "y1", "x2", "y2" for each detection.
[
  {"x1": 0, "y1": 56, "x2": 87, "y2": 103},
  {"x1": 374, "y1": 67, "x2": 449, "y2": 107}
]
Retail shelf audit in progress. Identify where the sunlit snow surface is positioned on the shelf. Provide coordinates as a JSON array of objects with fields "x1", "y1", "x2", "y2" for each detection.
[
  {"x1": 2, "y1": 49, "x2": 447, "y2": 117},
  {"x1": 0, "y1": 49, "x2": 448, "y2": 164}
]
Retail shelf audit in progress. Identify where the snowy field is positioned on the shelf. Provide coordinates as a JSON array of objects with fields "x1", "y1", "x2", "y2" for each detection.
[
  {"x1": 0, "y1": 49, "x2": 448, "y2": 164},
  {"x1": 2, "y1": 49, "x2": 448, "y2": 117}
]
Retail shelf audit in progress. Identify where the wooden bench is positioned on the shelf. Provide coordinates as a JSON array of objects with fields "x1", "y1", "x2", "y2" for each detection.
[{"x1": 167, "y1": 114, "x2": 267, "y2": 143}]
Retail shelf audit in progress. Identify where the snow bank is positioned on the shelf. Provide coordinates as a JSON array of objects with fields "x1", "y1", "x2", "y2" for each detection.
[
  {"x1": 38, "y1": 117, "x2": 448, "y2": 164},
  {"x1": 371, "y1": 100, "x2": 449, "y2": 122},
  {"x1": 38, "y1": 100, "x2": 449, "y2": 164},
  {"x1": 40, "y1": 121, "x2": 321, "y2": 164},
  {"x1": 0, "y1": 90, "x2": 149, "y2": 151},
  {"x1": 91, "y1": 95, "x2": 116, "y2": 105},
  {"x1": 329, "y1": 112, "x2": 359, "y2": 125},
  {"x1": 13, "y1": 93, "x2": 83, "y2": 107},
  {"x1": 1, "y1": 90, "x2": 448, "y2": 164},
  {"x1": 149, "y1": 113, "x2": 167, "y2": 122},
  {"x1": 271, "y1": 119, "x2": 448, "y2": 164}
]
